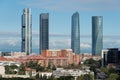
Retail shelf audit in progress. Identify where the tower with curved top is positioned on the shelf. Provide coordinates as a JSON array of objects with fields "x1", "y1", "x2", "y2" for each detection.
[{"x1": 71, "y1": 12, "x2": 80, "y2": 54}]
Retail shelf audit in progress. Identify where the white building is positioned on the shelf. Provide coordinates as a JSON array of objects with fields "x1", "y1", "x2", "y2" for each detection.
[
  {"x1": 101, "y1": 49, "x2": 108, "y2": 66},
  {"x1": 0, "y1": 66, "x2": 5, "y2": 75},
  {"x1": 52, "y1": 68, "x2": 94, "y2": 79},
  {"x1": 39, "y1": 72, "x2": 52, "y2": 78},
  {"x1": 0, "y1": 61, "x2": 20, "y2": 67}
]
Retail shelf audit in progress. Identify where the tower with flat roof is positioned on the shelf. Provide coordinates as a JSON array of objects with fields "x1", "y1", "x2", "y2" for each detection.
[
  {"x1": 21, "y1": 8, "x2": 32, "y2": 55},
  {"x1": 40, "y1": 13, "x2": 49, "y2": 54}
]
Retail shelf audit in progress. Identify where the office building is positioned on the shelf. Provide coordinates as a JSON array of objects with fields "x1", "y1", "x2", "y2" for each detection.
[
  {"x1": 92, "y1": 16, "x2": 103, "y2": 55},
  {"x1": 40, "y1": 13, "x2": 49, "y2": 54},
  {"x1": 101, "y1": 49, "x2": 108, "y2": 66},
  {"x1": 102, "y1": 48, "x2": 120, "y2": 67},
  {"x1": 21, "y1": 8, "x2": 32, "y2": 55},
  {"x1": 71, "y1": 12, "x2": 80, "y2": 54}
]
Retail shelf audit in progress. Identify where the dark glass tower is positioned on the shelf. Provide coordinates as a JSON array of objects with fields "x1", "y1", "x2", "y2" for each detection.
[
  {"x1": 40, "y1": 13, "x2": 49, "y2": 54},
  {"x1": 21, "y1": 8, "x2": 32, "y2": 55},
  {"x1": 92, "y1": 16, "x2": 103, "y2": 55},
  {"x1": 71, "y1": 12, "x2": 80, "y2": 54}
]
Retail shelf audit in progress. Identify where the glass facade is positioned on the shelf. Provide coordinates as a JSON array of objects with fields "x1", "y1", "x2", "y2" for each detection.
[
  {"x1": 107, "y1": 48, "x2": 119, "y2": 64},
  {"x1": 92, "y1": 16, "x2": 103, "y2": 55},
  {"x1": 40, "y1": 13, "x2": 49, "y2": 54},
  {"x1": 21, "y1": 8, "x2": 32, "y2": 55},
  {"x1": 71, "y1": 12, "x2": 80, "y2": 54}
]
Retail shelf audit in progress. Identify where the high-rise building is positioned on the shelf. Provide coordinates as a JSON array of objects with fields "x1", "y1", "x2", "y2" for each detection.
[
  {"x1": 40, "y1": 13, "x2": 49, "y2": 54},
  {"x1": 92, "y1": 16, "x2": 103, "y2": 55},
  {"x1": 71, "y1": 12, "x2": 80, "y2": 54},
  {"x1": 21, "y1": 8, "x2": 32, "y2": 55}
]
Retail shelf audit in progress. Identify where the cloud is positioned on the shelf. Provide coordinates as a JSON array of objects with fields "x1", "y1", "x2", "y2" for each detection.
[
  {"x1": 0, "y1": 38, "x2": 21, "y2": 52},
  {"x1": 0, "y1": 31, "x2": 71, "y2": 38},
  {"x1": 103, "y1": 39, "x2": 120, "y2": 49},
  {"x1": 80, "y1": 43, "x2": 91, "y2": 49},
  {"x1": 1, "y1": 31, "x2": 120, "y2": 53},
  {"x1": 20, "y1": 0, "x2": 120, "y2": 11},
  {"x1": 50, "y1": 39, "x2": 91, "y2": 49},
  {"x1": 0, "y1": 31, "x2": 20, "y2": 37},
  {"x1": 0, "y1": 38, "x2": 20, "y2": 46},
  {"x1": 49, "y1": 39, "x2": 71, "y2": 49}
]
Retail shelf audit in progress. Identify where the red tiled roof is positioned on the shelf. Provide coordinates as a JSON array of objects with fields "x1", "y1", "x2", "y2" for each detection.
[
  {"x1": 0, "y1": 57, "x2": 16, "y2": 61},
  {"x1": 0, "y1": 56, "x2": 7, "y2": 61},
  {"x1": 27, "y1": 55, "x2": 44, "y2": 60},
  {"x1": 45, "y1": 57, "x2": 67, "y2": 59}
]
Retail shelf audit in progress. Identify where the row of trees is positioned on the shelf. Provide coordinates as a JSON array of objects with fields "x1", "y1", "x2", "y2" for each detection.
[
  {"x1": 0, "y1": 78, "x2": 34, "y2": 80},
  {"x1": 35, "y1": 74, "x2": 93, "y2": 80},
  {"x1": 27, "y1": 61, "x2": 57, "y2": 72}
]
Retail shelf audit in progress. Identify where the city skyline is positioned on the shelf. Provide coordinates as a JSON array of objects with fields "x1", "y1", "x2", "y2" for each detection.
[{"x1": 0, "y1": 0, "x2": 120, "y2": 53}]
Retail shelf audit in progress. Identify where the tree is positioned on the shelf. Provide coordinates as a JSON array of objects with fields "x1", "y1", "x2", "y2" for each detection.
[
  {"x1": 39, "y1": 75, "x2": 42, "y2": 80},
  {"x1": 27, "y1": 61, "x2": 45, "y2": 72},
  {"x1": 10, "y1": 65, "x2": 18, "y2": 69},
  {"x1": 19, "y1": 63, "x2": 26, "y2": 75},
  {"x1": 42, "y1": 75, "x2": 47, "y2": 80},
  {"x1": 35, "y1": 73, "x2": 39, "y2": 79},
  {"x1": 109, "y1": 73, "x2": 119, "y2": 80},
  {"x1": 65, "y1": 64, "x2": 75, "y2": 69},
  {"x1": 84, "y1": 58, "x2": 101, "y2": 68},
  {"x1": 36, "y1": 64, "x2": 44, "y2": 72},
  {"x1": 5, "y1": 65, "x2": 10, "y2": 74},
  {"x1": 27, "y1": 61, "x2": 38, "y2": 69},
  {"x1": 105, "y1": 73, "x2": 119, "y2": 80},
  {"x1": 58, "y1": 76, "x2": 74, "y2": 80},
  {"x1": 48, "y1": 76, "x2": 57, "y2": 80},
  {"x1": 101, "y1": 67, "x2": 109, "y2": 75},
  {"x1": 84, "y1": 74, "x2": 94, "y2": 80},
  {"x1": 77, "y1": 75, "x2": 84, "y2": 80},
  {"x1": 52, "y1": 64, "x2": 56, "y2": 70},
  {"x1": 108, "y1": 68, "x2": 116, "y2": 75}
]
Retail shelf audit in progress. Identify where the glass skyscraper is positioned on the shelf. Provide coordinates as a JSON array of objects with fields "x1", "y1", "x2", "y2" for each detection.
[
  {"x1": 40, "y1": 13, "x2": 49, "y2": 54},
  {"x1": 21, "y1": 8, "x2": 32, "y2": 55},
  {"x1": 71, "y1": 12, "x2": 80, "y2": 54},
  {"x1": 92, "y1": 16, "x2": 103, "y2": 55}
]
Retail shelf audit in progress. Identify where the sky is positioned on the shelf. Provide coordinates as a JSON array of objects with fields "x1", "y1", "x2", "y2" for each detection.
[{"x1": 0, "y1": 0, "x2": 120, "y2": 54}]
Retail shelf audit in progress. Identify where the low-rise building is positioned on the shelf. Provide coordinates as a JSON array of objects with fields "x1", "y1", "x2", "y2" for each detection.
[
  {"x1": 41, "y1": 49, "x2": 81, "y2": 67},
  {"x1": 53, "y1": 68, "x2": 94, "y2": 79},
  {"x1": 0, "y1": 66, "x2": 5, "y2": 75},
  {"x1": 39, "y1": 72, "x2": 52, "y2": 78}
]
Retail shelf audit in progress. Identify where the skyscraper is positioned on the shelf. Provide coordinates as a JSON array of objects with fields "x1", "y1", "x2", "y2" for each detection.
[
  {"x1": 71, "y1": 12, "x2": 80, "y2": 54},
  {"x1": 21, "y1": 8, "x2": 32, "y2": 55},
  {"x1": 40, "y1": 13, "x2": 49, "y2": 54},
  {"x1": 92, "y1": 16, "x2": 103, "y2": 55}
]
